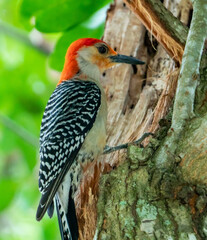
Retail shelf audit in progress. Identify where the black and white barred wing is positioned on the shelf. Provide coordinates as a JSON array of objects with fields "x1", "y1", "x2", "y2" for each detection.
[{"x1": 36, "y1": 80, "x2": 101, "y2": 220}]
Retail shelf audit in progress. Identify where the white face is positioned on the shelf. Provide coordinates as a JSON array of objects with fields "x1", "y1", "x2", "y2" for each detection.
[
  {"x1": 78, "y1": 47, "x2": 93, "y2": 62},
  {"x1": 77, "y1": 46, "x2": 94, "y2": 62},
  {"x1": 77, "y1": 46, "x2": 101, "y2": 81}
]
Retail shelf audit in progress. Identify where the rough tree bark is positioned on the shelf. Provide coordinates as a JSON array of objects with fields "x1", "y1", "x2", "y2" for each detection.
[{"x1": 75, "y1": 0, "x2": 207, "y2": 239}]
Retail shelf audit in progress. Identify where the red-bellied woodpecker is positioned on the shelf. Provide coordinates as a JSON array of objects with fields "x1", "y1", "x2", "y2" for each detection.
[{"x1": 36, "y1": 38, "x2": 144, "y2": 240}]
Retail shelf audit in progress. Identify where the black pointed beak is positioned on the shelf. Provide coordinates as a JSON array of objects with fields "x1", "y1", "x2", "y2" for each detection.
[{"x1": 109, "y1": 54, "x2": 145, "y2": 65}]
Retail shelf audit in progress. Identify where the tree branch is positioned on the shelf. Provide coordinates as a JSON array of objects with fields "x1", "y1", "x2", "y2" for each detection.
[
  {"x1": 171, "y1": 0, "x2": 207, "y2": 131},
  {"x1": 123, "y1": 0, "x2": 189, "y2": 64},
  {"x1": 154, "y1": 0, "x2": 207, "y2": 169}
]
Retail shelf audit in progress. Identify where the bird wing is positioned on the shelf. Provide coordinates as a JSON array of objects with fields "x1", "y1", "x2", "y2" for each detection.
[{"x1": 36, "y1": 79, "x2": 101, "y2": 221}]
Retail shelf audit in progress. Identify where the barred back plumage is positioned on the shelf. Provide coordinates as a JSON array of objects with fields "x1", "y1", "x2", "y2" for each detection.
[{"x1": 36, "y1": 79, "x2": 101, "y2": 235}]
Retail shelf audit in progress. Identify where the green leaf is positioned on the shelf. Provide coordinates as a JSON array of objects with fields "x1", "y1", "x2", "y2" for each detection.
[
  {"x1": 0, "y1": 178, "x2": 18, "y2": 211},
  {"x1": 35, "y1": 0, "x2": 110, "y2": 33},
  {"x1": 49, "y1": 24, "x2": 104, "y2": 71},
  {"x1": 20, "y1": 0, "x2": 59, "y2": 18}
]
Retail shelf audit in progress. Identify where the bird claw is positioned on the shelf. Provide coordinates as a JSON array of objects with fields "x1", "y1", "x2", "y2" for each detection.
[{"x1": 103, "y1": 132, "x2": 153, "y2": 155}]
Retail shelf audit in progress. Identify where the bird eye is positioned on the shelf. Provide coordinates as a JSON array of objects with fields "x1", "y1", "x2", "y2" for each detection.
[{"x1": 97, "y1": 46, "x2": 108, "y2": 54}]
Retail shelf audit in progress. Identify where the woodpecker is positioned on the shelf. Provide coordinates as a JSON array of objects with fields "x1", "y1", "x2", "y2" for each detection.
[{"x1": 36, "y1": 38, "x2": 144, "y2": 240}]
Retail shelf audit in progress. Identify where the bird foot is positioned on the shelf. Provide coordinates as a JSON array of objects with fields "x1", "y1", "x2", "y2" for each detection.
[{"x1": 103, "y1": 132, "x2": 153, "y2": 155}]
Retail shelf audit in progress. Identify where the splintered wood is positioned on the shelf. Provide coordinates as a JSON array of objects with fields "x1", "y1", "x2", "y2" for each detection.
[
  {"x1": 76, "y1": 0, "x2": 192, "y2": 239},
  {"x1": 124, "y1": 0, "x2": 190, "y2": 64}
]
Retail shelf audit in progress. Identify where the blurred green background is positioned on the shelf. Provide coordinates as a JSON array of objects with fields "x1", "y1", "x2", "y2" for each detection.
[{"x1": 0, "y1": 0, "x2": 111, "y2": 239}]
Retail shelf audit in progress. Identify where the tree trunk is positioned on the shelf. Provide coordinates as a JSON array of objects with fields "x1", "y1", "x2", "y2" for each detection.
[{"x1": 76, "y1": 0, "x2": 207, "y2": 239}]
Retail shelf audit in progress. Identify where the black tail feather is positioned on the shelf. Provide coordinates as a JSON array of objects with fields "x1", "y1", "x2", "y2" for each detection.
[
  {"x1": 67, "y1": 189, "x2": 79, "y2": 240},
  {"x1": 56, "y1": 196, "x2": 65, "y2": 240},
  {"x1": 55, "y1": 191, "x2": 79, "y2": 240},
  {"x1": 47, "y1": 199, "x2": 54, "y2": 218},
  {"x1": 55, "y1": 187, "x2": 79, "y2": 240}
]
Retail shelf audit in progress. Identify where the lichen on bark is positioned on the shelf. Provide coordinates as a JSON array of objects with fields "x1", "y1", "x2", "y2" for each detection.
[{"x1": 96, "y1": 143, "x2": 204, "y2": 239}]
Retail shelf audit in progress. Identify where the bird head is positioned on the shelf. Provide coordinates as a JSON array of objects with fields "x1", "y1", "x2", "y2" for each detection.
[{"x1": 59, "y1": 38, "x2": 145, "y2": 84}]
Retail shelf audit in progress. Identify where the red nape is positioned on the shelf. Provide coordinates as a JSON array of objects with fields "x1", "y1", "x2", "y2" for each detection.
[{"x1": 58, "y1": 38, "x2": 103, "y2": 85}]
